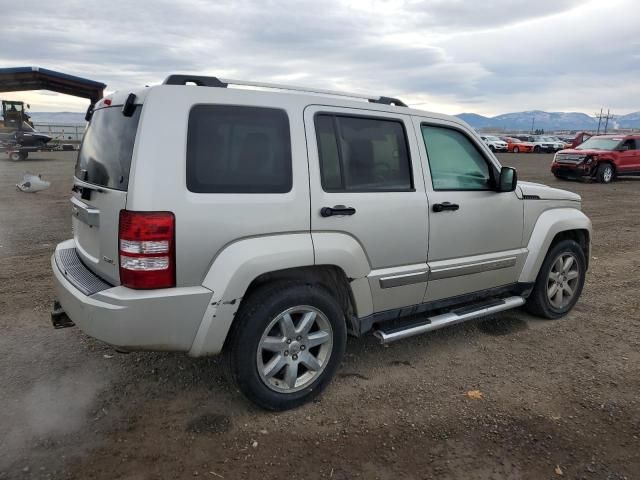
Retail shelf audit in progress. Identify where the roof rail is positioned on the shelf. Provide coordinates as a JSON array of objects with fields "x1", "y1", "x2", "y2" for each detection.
[{"x1": 162, "y1": 74, "x2": 407, "y2": 107}]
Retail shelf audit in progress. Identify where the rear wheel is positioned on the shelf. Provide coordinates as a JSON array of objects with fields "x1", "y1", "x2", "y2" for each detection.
[
  {"x1": 226, "y1": 282, "x2": 346, "y2": 410},
  {"x1": 9, "y1": 152, "x2": 24, "y2": 161},
  {"x1": 513, "y1": 146, "x2": 520, "y2": 153},
  {"x1": 533, "y1": 145, "x2": 541, "y2": 153},
  {"x1": 596, "y1": 163, "x2": 614, "y2": 183},
  {"x1": 525, "y1": 239, "x2": 586, "y2": 319}
]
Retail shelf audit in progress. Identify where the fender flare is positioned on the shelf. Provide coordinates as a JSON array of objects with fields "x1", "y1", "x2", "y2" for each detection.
[
  {"x1": 188, "y1": 232, "x2": 372, "y2": 357},
  {"x1": 518, "y1": 208, "x2": 592, "y2": 283}
]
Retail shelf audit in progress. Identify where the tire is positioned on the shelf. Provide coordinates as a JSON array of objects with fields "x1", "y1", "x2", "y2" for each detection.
[
  {"x1": 226, "y1": 282, "x2": 347, "y2": 410},
  {"x1": 9, "y1": 152, "x2": 23, "y2": 161},
  {"x1": 489, "y1": 145, "x2": 495, "y2": 152},
  {"x1": 596, "y1": 163, "x2": 614, "y2": 183},
  {"x1": 525, "y1": 239, "x2": 586, "y2": 319},
  {"x1": 533, "y1": 145, "x2": 541, "y2": 153},
  {"x1": 513, "y1": 146, "x2": 520, "y2": 153}
]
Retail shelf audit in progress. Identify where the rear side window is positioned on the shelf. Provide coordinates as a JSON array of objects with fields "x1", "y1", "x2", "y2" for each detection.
[
  {"x1": 187, "y1": 105, "x2": 292, "y2": 193},
  {"x1": 75, "y1": 106, "x2": 141, "y2": 190},
  {"x1": 315, "y1": 114, "x2": 412, "y2": 191}
]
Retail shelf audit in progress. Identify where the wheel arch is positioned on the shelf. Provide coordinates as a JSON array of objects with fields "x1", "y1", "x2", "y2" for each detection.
[
  {"x1": 188, "y1": 233, "x2": 372, "y2": 357},
  {"x1": 519, "y1": 208, "x2": 592, "y2": 283}
]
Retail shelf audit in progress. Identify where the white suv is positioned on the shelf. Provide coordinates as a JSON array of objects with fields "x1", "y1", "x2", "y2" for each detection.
[
  {"x1": 52, "y1": 75, "x2": 592, "y2": 410},
  {"x1": 480, "y1": 135, "x2": 508, "y2": 152}
]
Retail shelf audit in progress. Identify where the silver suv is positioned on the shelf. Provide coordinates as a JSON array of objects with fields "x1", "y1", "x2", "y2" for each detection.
[{"x1": 52, "y1": 75, "x2": 592, "y2": 410}]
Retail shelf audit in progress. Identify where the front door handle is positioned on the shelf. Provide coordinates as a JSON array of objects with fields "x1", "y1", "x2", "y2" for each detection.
[
  {"x1": 320, "y1": 205, "x2": 356, "y2": 217},
  {"x1": 432, "y1": 202, "x2": 459, "y2": 213}
]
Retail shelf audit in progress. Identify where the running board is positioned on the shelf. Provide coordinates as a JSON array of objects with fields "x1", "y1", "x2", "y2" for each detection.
[{"x1": 373, "y1": 296, "x2": 525, "y2": 344}]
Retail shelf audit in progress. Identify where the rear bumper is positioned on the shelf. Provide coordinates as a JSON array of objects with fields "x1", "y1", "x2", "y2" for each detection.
[{"x1": 51, "y1": 239, "x2": 212, "y2": 352}]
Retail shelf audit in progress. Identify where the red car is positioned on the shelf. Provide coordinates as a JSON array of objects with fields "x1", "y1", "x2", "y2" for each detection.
[
  {"x1": 551, "y1": 134, "x2": 640, "y2": 183},
  {"x1": 501, "y1": 136, "x2": 534, "y2": 153}
]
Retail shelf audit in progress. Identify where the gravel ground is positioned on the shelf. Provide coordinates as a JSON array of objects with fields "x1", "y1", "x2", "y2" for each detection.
[{"x1": 0, "y1": 151, "x2": 639, "y2": 480}]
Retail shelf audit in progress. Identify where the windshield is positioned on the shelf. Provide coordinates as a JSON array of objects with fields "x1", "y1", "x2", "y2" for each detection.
[
  {"x1": 485, "y1": 136, "x2": 501, "y2": 141},
  {"x1": 75, "y1": 106, "x2": 141, "y2": 190},
  {"x1": 576, "y1": 137, "x2": 621, "y2": 151}
]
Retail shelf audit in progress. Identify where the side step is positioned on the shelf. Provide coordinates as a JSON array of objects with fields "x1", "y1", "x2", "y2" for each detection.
[{"x1": 373, "y1": 296, "x2": 525, "y2": 344}]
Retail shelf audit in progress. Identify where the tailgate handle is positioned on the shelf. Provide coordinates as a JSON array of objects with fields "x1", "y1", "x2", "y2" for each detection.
[{"x1": 71, "y1": 196, "x2": 100, "y2": 227}]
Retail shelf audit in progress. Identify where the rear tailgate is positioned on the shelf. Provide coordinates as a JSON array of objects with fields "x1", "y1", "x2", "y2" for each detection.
[{"x1": 72, "y1": 104, "x2": 142, "y2": 285}]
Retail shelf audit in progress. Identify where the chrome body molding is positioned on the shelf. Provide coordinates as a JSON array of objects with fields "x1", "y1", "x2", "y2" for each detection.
[
  {"x1": 429, "y1": 256, "x2": 517, "y2": 280},
  {"x1": 379, "y1": 270, "x2": 429, "y2": 289}
]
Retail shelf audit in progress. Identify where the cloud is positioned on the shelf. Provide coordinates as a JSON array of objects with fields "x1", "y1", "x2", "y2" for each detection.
[{"x1": 1, "y1": 0, "x2": 638, "y2": 115}]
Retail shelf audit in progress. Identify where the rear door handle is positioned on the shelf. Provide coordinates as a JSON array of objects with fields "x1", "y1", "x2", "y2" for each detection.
[
  {"x1": 320, "y1": 205, "x2": 356, "y2": 217},
  {"x1": 432, "y1": 202, "x2": 459, "y2": 213}
]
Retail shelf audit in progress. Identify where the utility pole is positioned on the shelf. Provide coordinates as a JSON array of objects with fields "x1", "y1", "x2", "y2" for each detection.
[
  {"x1": 603, "y1": 109, "x2": 613, "y2": 134},
  {"x1": 531, "y1": 116, "x2": 535, "y2": 134},
  {"x1": 595, "y1": 108, "x2": 603, "y2": 135}
]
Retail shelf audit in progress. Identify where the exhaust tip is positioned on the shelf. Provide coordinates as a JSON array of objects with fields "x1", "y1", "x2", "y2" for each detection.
[{"x1": 51, "y1": 300, "x2": 75, "y2": 329}]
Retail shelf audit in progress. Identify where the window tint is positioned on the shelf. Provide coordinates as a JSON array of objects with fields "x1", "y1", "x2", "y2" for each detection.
[
  {"x1": 187, "y1": 105, "x2": 292, "y2": 193},
  {"x1": 75, "y1": 106, "x2": 141, "y2": 191},
  {"x1": 629, "y1": 139, "x2": 639, "y2": 150},
  {"x1": 315, "y1": 114, "x2": 412, "y2": 191},
  {"x1": 421, "y1": 125, "x2": 492, "y2": 191}
]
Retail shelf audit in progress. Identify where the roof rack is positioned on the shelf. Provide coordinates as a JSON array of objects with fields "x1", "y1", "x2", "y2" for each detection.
[{"x1": 163, "y1": 74, "x2": 407, "y2": 107}]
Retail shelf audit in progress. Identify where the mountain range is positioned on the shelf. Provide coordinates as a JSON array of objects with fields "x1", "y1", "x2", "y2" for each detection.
[
  {"x1": 456, "y1": 110, "x2": 640, "y2": 131},
  {"x1": 26, "y1": 110, "x2": 640, "y2": 132}
]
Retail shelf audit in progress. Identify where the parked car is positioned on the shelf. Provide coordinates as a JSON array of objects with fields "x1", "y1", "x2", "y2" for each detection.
[
  {"x1": 542, "y1": 136, "x2": 567, "y2": 152},
  {"x1": 512, "y1": 135, "x2": 556, "y2": 153},
  {"x1": 0, "y1": 121, "x2": 52, "y2": 148},
  {"x1": 480, "y1": 135, "x2": 508, "y2": 152},
  {"x1": 567, "y1": 132, "x2": 592, "y2": 149},
  {"x1": 551, "y1": 134, "x2": 640, "y2": 183},
  {"x1": 51, "y1": 75, "x2": 592, "y2": 410},
  {"x1": 500, "y1": 136, "x2": 534, "y2": 153}
]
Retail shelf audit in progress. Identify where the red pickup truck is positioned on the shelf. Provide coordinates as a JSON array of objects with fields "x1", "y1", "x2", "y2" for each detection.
[{"x1": 551, "y1": 134, "x2": 640, "y2": 183}]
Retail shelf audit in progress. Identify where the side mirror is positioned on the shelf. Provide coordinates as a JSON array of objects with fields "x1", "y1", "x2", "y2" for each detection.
[{"x1": 497, "y1": 166, "x2": 517, "y2": 192}]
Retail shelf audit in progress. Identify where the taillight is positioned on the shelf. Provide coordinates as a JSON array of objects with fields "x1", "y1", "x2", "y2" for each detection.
[{"x1": 118, "y1": 210, "x2": 175, "y2": 289}]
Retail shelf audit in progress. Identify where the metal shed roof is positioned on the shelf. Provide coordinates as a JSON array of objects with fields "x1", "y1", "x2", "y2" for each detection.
[{"x1": 0, "y1": 67, "x2": 105, "y2": 103}]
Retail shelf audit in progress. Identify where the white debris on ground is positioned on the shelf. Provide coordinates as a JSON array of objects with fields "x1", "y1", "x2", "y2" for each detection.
[{"x1": 16, "y1": 173, "x2": 50, "y2": 193}]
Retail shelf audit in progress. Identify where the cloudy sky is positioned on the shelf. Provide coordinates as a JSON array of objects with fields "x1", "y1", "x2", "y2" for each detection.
[{"x1": 3, "y1": 0, "x2": 639, "y2": 115}]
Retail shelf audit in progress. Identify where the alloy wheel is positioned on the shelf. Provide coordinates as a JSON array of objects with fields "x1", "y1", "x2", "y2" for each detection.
[
  {"x1": 257, "y1": 306, "x2": 333, "y2": 393},
  {"x1": 547, "y1": 253, "x2": 580, "y2": 309}
]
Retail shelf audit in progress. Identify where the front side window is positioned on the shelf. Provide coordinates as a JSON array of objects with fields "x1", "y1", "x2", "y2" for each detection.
[
  {"x1": 315, "y1": 114, "x2": 412, "y2": 191},
  {"x1": 187, "y1": 105, "x2": 292, "y2": 193},
  {"x1": 421, "y1": 125, "x2": 492, "y2": 191}
]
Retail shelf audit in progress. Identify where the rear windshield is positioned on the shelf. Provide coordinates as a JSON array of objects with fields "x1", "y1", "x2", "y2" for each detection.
[{"x1": 75, "y1": 105, "x2": 141, "y2": 190}]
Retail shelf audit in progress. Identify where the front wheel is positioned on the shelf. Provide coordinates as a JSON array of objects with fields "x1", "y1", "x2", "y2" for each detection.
[
  {"x1": 226, "y1": 282, "x2": 346, "y2": 410},
  {"x1": 596, "y1": 163, "x2": 614, "y2": 183},
  {"x1": 513, "y1": 146, "x2": 520, "y2": 153},
  {"x1": 533, "y1": 145, "x2": 541, "y2": 153},
  {"x1": 525, "y1": 239, "x2": 586, "y2": 319},
  {"x1": 9, "y1": 152, "x2": 24, "y2": 161}
]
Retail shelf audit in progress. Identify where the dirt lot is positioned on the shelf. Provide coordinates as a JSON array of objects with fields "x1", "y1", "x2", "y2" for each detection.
[{"x1": 1, "y1": 151, "x2": 639, "y2": 480}]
